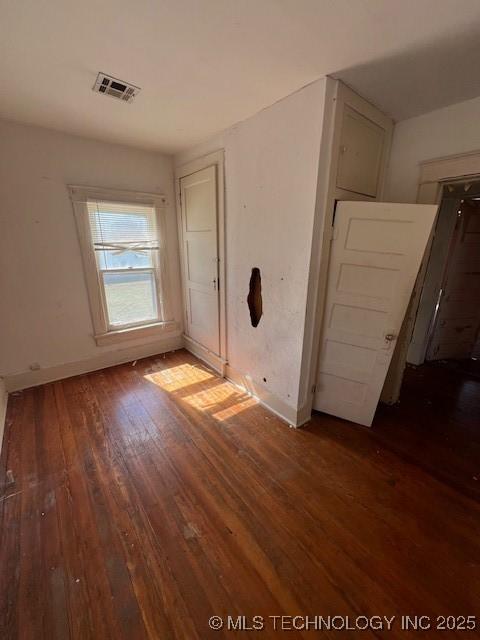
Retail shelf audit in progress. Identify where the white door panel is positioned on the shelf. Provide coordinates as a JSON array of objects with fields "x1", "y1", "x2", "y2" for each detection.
[
  {"x1": 185, "y1": 238, "x2": 213, "y2": 285},
  {"x1": 180, "y1": 166, "x2": 220, "y2": 355},
  {"x1": 314, "y1": 201, "x2": 437, "y2": 426},
  {"x1": 336, "y1": 106, "x2": 386, "y2": 198}
]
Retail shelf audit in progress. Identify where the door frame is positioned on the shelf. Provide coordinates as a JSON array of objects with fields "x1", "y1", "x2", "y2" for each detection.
[
  {"x1": 382, "y1": 149, "x2": 480, "y2": 403},
  {"x1": 175, "y1": 150, "x2": 227, "y2": 373}
]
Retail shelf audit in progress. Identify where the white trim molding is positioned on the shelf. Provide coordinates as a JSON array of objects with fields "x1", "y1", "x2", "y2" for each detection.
[
  {"x1": 175, "y1": 150, "x2": 227, "y2": 365},
  {"x1": 225, "y1": 364, "x2": 301, "y2": 427},
  {"x1": 418, "y1": 149, "x2": 480, "y2": 187},
  {"x1": 95, "y1": 320, "x2": 180, "y2": 346},
  {"x1": 183, "y1": 335, "x2": 227, "y2": 376},
  {"x1": 4, "y1": 335, "x2": 183, "y2": 392},
  {"x1": 69, "y1": 184, "x2": 168, "y2": 207},
  {"x1": 68, "y1": 184, "x2": 175, "y2": 346}
]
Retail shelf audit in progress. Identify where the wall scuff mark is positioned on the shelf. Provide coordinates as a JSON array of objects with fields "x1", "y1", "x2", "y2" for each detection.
[{"x1": 248, "y1": 268, "x2": 263, "y2": 327}]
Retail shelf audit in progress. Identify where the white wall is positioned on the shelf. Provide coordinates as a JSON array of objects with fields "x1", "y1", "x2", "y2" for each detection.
[
  {"x1": 176, "y1": 79, "x2": 328, "y2": 415},
  {"x1": 386, "y1": 95, "x2": 480, "y2": 202},
  {"x1": 0, "y1": 120, "x2": 183, "y2": 387}
]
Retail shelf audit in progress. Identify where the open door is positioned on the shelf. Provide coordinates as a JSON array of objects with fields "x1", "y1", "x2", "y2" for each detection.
[{"x1": 314, "y1": 201, "x2": 438, "y2": 426}]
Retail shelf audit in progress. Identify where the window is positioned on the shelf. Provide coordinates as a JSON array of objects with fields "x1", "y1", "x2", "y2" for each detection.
[
  {"x1": 88, "y1": 200, "x2": 161, "y2": 328},
  {"x1": 70, "y1": 186, "x2": 177, "y2": 345}
]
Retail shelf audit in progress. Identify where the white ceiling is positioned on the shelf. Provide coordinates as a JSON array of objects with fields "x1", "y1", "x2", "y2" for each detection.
[{"x1": 2, "y1": 0, "x2": 480, "y2": 153}]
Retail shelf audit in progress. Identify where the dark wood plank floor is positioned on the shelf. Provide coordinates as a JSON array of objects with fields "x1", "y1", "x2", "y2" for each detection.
[
  {"x1": 1, "y1": 349, "x2": 480, "y2": 639},
  {"x1": 373, "y1": 360, "x2": 480, "y2": 502}
]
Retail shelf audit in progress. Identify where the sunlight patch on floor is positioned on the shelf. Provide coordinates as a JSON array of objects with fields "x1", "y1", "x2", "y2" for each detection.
[
  {"x1": 143, "y1": 359, "x2": 259, "y2": 423},
  {"x1": 180, "y1": 378, "x2": 259, "y2": 422},
  {"x1": 144, "y1": 363, "x2": 214, "y2": 391},
  {"x1": 183, "y1": 381, "x2": 246, "y2": 410},
  {"x1": 212, "y1": 396, "x2": 258, "y2": 421}
]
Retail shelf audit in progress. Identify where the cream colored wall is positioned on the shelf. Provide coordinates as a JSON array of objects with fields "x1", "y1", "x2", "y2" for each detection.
[
  {"x1": 175, "y1": 79, "x2": 328, "y2": 419},
  {"x1": 0, "y1": 120, "x2": 183, "y2": 389},
  {"x1": 386, "y1": 95, "x2": 480, "y2": 203}
]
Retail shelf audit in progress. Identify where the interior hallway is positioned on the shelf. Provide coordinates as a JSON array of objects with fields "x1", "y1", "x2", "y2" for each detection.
[
  {"x1": 372, "y1": 360, "x2": 480, "y2": 502},
  {"x1": 1, "y1": 350, "x2": 480, "y2": 638}
]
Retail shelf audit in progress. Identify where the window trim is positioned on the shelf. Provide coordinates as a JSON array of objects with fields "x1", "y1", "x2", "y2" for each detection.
[{"x1": 69, "y1": 185, "x2": 178, "y2": 346}]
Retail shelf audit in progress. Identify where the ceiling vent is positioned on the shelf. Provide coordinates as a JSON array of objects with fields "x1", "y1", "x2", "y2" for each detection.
[{"x1": 92, "y1": 72, "x2": 140, "y2": 103}]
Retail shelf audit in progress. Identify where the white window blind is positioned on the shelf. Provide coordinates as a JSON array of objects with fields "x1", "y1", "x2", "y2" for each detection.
[
  {"x1": 87, "y1": 200, "x2": 162, "y2": 329},
  {"x1": 87, "y1": 201, "x2": 158, "y2": 253}
]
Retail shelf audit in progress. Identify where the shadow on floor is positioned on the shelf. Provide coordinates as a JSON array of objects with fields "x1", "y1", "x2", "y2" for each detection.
[{"x1": 365, "y1": 360, "x2": 480, "y2": 502}]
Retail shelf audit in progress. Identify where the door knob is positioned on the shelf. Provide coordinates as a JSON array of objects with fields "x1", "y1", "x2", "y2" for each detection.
[{"x1": 384, "y1": 333, "x2": 397, "y2": 342}]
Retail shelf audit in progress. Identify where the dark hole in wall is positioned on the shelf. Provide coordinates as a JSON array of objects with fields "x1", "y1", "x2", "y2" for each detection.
[{"x1": 247, "y1": 267, "x2": 263, "y2": 327}]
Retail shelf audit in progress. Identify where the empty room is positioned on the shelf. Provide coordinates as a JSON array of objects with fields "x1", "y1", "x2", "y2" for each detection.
[{"x1": 1, "y1": 1, "x2": 480, "y2": 637}]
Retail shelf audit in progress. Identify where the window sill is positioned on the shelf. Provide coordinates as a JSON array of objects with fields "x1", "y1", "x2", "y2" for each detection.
[{"x1": 94, "y1": 320, "x2": 180, "y2": 347}]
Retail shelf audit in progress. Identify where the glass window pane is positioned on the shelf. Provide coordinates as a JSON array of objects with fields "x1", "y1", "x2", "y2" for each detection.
[
  {"x1": 96, "y1": 249, "x2": 153, "y2": 270},
  {"x1": 103, "y1": 271, "x2": 158, "y2": 327}
]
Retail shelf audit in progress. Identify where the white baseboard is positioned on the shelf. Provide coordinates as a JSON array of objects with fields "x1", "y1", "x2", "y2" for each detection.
[
  {"x1": 183, "y1": 334, "x2": 227, "y2": 375},
  {"x1": 225, "y1": 364, "x2": 307, "y2": 427},
  {"x1": 4, "y1": 334, "x2": 183, "y2": 392},
  {"x1": 182, "y1": 336, "x2": 306, "y2": 426},
  {"x1": 3, "y1": 335, "x2": 314, "y2": 430},
  {"x1": 295, "y1": 401, "x2": 313, "y2": 427}
]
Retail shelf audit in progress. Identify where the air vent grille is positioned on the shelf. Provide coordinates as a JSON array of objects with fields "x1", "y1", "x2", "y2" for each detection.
[{"x1": 92, "y1": 73, "x2": 140, "y2": 103}]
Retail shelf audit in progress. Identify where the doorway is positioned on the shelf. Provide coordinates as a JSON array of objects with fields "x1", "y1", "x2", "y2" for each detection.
[
  {"x1": 377, "y1": 182, "x2": 480, "y2": 497},
  {"x1": 425, "y1": 197, "x2": 480, "y2": 361},
  {"x1": 408, "y1": 189, "x2": 480, "y2": 366},
  {"x1": 175, "y1": 150, "x2": 227, "y2": 374}
]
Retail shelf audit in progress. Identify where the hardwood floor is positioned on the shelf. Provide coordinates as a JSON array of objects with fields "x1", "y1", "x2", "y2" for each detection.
[
  {"x1": 373, "y1": 360, "x2": 480, "y2": 502},
  {"x1": 1, "y1": 349, "x2": 480, "y2": 638}
]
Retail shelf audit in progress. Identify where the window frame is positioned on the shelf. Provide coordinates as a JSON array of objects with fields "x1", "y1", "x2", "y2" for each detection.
[{"x1": 69, "y1": 185, "x2": 178, "y2": 346}]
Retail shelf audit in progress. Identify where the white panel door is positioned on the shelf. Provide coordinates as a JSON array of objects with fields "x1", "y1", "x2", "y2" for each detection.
[
  {"x1": 314, "y1": 201, "x2": 438, "y2": 426},
  {"x1": 180, "y1": 166, "x2": 220, "y2": 354}
]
